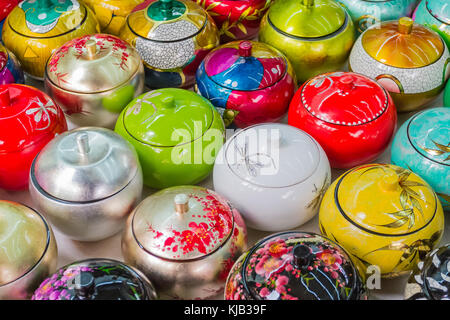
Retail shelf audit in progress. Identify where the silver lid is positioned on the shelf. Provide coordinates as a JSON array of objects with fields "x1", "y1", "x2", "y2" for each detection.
[{"x1": 32, "y1": 127, "x2": 140, "y2": 202}]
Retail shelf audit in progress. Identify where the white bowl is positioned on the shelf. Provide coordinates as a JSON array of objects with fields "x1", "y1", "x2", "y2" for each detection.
[{"x1": 213, "y1": 123, "x2": 331, "y2": 231}]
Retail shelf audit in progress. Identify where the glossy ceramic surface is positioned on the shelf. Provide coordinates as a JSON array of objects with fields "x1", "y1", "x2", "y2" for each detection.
[
  {"x1": 413, "y1": 0, "x2": 450, "y2": 48},
  {"x1": 82, "y1": 0, "x2": 145, "y2": 36},
  {"x1": 0, "y1": 43, "x2": 23, "y2": 85},
  {"x1": 119, "y1": 0, "x2": 219, "y2": 89},
  {"x1": 337, "y1": 0, "x2": 418, "y2": 33},
  {"x1": 288, "y1": 72, "x2": 397, "y2": 169},
  {"x1": 196, "y1": 40, "x2": 296, "y2": 128},
  {"x1": 404, "y1": 243, "x2": 450, "y2": 300},
  {"x1": 45, "y1": 34, "x2": 145, "y2": 128},
  {"x1": 226, "y1": 231, "x2": 367, "y2": 300},
  {"x1": 0, "y1": 0, "x2": 20, "y2": 35},
  {"x1": 213, "y1": 123, "x2": 331, "y2": 231},
  {"x1": 0, "y1": 84, "x2": 67, "y2": 190},
  {"x1": 115, "y1": 88, "x2": 225, "y2": 189},
  {"x1": 0, "y1": 201, "x2": 57, "y2": 300},
  {"x1": 32, "y1": 259, "x2": 158, "y2": 300},
  {"x1": 122, "y1": 186, "x2": 248, "y2": 299},
  {"x1": 194, "y1": 0, "x2": 271, "y2": 42},
  {"x1": 259, "y1": 0, "x2": 355, "y2": 83},
  {"x1": 29, "y1": 127, "x2": 143, "y2": 242},
  {"x1": 319, "y1": 164, "x2": 445, "y2": 278},
  {"x1": 349, "y1": 17, "x2": 450, "y2": 112},
  {"x1": 2, "y1": 0, "x2": 100, "y2": 79},
  {"x1": 391, "y1": 107, "x2": 449, "y2": 211},
  {"x1": 0, "y1": 0, "x2": 18, "y2": 39}
]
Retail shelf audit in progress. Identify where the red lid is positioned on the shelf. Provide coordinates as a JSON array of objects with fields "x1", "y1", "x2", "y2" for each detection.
[
  {"x1": 0, "y1": 0, "x2": 18, "y2": 21},
  {"x1": 300, "y1": 72, "x2": 389, "y2": 126},
  {"x1": 0, "y1": 84, "x2": 66, "y2": 153}
]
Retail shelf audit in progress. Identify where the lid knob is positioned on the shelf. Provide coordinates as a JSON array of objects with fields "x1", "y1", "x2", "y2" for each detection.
[
  {"x1": 398, "y1": 17, "x2": 413, "y2": 35},
  {"x1": 85, "y1": 40, "x2": 98, "y2": 59},
  {"x1": 302, "y1": 0, "x2": 315, "y2": 7},
  {"x1": 174, "y1": 194, "x2": 189, "y2": 215},
  {"x1": 74, "y1": 271, "x2": 95, "y2": 299},
  {"x1": 76, "y1": 133, "x2": 90, "y2": 155},
  {"x1": 339, "y1": 74, "x2": 355, "y2": 91},
  {"x1": 239, "y1": 41, "x2": 253, "y2": 57},
  {"x1": 160, "y1": 0, "x2": 174, "y2": 17},
  {"x1": 0, "y1": 87, "x2": 10, "y2": 106},
  {"x1": 161, "y1": 96, "x2": 175, "y2": 108},
  {"x1": 379, "y1": 171, "x2": 400, "y2": 192},
  {"x1": 293, "y1": 244, "x2": 313, "y2": 270},
  {"x1": 41, "y1": 0, "x2": 55, "y2": 8}
]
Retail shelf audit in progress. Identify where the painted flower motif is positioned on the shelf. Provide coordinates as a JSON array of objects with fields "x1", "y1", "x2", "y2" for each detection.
[
  {"x1": 255, "y1": 256, "x2": 284, "y2": 279},
  {"x1": 25, "y1": 98, "x2": 58, "y2": 130}
]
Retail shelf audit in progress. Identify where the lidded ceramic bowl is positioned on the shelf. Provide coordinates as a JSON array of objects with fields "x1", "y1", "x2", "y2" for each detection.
[
  {"x1": 195, "y1": 0, "x2": 271, "y2": 42},
  {"x1": 319, "y1": 164, "x2": 445, "y2": 278},
  {"x1": 32, "y1": 259, "x2": 158, "y2": 300},
  {"x1": 0, "y1": 0, "x2": 18, "y2": 37},
  {"x1": 225, "y1": 231, "x2": 368, "y2": 300},
  {"x1": 1, "y1": 0, "x2": 100, "y2": 79},
  {"x1": 337, "y1": 0, "x2": 418, "y2": 33},
  {"x1": 213, "y1": 123, "x2": 331, "y2": 231},
  {"x1": 29, "y1": 127, "x2": 143, "y2": 242},
  {"x1": 45, "y1": 34, "x2": 145, "y2": 128},
  {"x1": 119, "y1": 0, "x2": 219, "y2": 89},
  {"x1": 404, "y1": 243, "x2": 450, "y2": 300},
  {"x1": 259, "y1": 0, "x2": 355, "y2": 83},
  {"x1": 82, "y1": 0, "x2": 145, "y2": 36},
  {"x1": 0, "y1": 84, "x2": 67, "y2": 190},
  {"x1": 391, "y1": 107, "x2": 449, "y2": 211},
  {"x1": 115, "y1": 88, "x2": 225, "y2": 189},
  {"x1": 122, "y1": 186, "x2": 248, "y2": 299},
  {"x1": 349, "y1": 17, "x2": 450, "y2": 112},
  {"x1": 196, "y1": 40, "x2": 296, "y2": 128},
  {"x1": 0, "y1": 43, "x2": 24, "y2": 85},
  {"x1": 288, "y1": 72, "x2": 397, "y2": 169},
  {"x1": 413, "y1": 0, "x2": 450, "y2": 48},
  {"x1": 0, "y1": 200, "x2": 57, "y2": 300}
]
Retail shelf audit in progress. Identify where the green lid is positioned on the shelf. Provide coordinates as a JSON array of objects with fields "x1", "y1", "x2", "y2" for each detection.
[
  {"x1": 147, "y1": 0, "x2": 187, "y2": 21},
  {"x1": 268, "y1": 0, "x2": 346, "y2": 38},
  {"x1": 122, "y1": 89, "x2": 214, "y2": 147}
]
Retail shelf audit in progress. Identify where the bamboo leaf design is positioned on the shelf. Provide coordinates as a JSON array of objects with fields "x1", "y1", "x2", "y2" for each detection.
[
  {"x1": 401, "y1": 181, "x2": 425, "y2": 187},
  {"x1": 419, "y1": 140, "x2": 450, "y2": 161},
  {"x1": 433, "y1": 141, "x2": 450, "y2": 153},
  {"x1": 237, "y1": 22, "x2": 247, "y2": 35},
  {"x1": 206, "y1": 2, "x2": 220, "y2": 10}
]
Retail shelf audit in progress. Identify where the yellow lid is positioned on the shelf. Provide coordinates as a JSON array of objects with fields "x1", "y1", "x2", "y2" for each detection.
[{"x1": 335, "y1": 164, "x2": 438, "y2": 236}]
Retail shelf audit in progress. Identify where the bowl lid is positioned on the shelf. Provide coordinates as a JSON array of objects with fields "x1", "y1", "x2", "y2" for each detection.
[
  {"x1": 46, "y1": 34, "x2": 142, "y2": 93},
  {"x1": 132, "y1": 186, "x2": 234, "y2": 260},
  {"x1": 335, "y1": 164, "x2": 438, "y2": 236},
  {"x1": 268, "y1": 0, "x2": 347, "y2": 38},
  {"x1": 421, "y1": 244, "x2": 450, "y2": 300},
  {"x1": 407, "y1": 107, "x2": 450, "y2": 165},
  {"x1": 8, "y1": 0, "x2": 88, "y2": 38},
  {"x1": 121, "y1": 89, "x2": 215, "y2": 147},
  {"x1": 127, "y1": 0, "x2": 206, "y2": 42},
  {"x1": 32, "y1": 259, "x2": 157, "y2": 300},
  {"x1": 32, "y1": 127, "x2": 139, "y2": 203},
  {"x1": 361, "y1": 17, "x2": 444, "y2": 68},
  {"x1": 300, "y1": 72, "x2": 390, "y2": 126},
  {"x1": 0, "y1": 201, "x2": 49, "y2": 286},
  {"x1": 240, "y1": 232, "x2": 363, "y2": 300},
  {"x1": 224, "y1": 123, "x2": 322, "y2": 188},
  {"x1": 203, "y1": 41, "x2": 287, "y2": 91},
  {"x1": 425, "y1": 0, "x2": 450, "y2": 25},
  {"x1": 0, "y1": 0, "x2": 17, "y2": 22},
  {"x1": 0, "y1": 84, "x2": 65, "y2": 154}
]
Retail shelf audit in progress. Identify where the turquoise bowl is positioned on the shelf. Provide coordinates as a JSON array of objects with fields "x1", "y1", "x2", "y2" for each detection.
[
  {"x1": 391, "y1": 107, "x2": 450, "y2": 211},
  {"x1": 337, "y1": 0, "x2": 419, "y2": 33},
  {"x1": 413, "y1": 0, "x2": 450, "y2": 48}
]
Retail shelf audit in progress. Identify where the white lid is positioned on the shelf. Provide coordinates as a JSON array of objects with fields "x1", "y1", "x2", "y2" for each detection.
[{"x1": 224, "y1": 123, "x2": 321, "y2": 188}]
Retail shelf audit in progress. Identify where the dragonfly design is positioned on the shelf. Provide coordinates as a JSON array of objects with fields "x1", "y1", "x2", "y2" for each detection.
[{"x1": 25, "y1": 98, "x2": 58, "y2": 130}]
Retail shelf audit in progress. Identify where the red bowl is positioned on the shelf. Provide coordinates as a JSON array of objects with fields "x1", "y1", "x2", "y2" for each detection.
[
  {"x1": 0, "y1": 84, "x2": 67, "y2": 190},
  {"x1": 288, "y1": 72, "x2": 397, "y2": 169}
]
